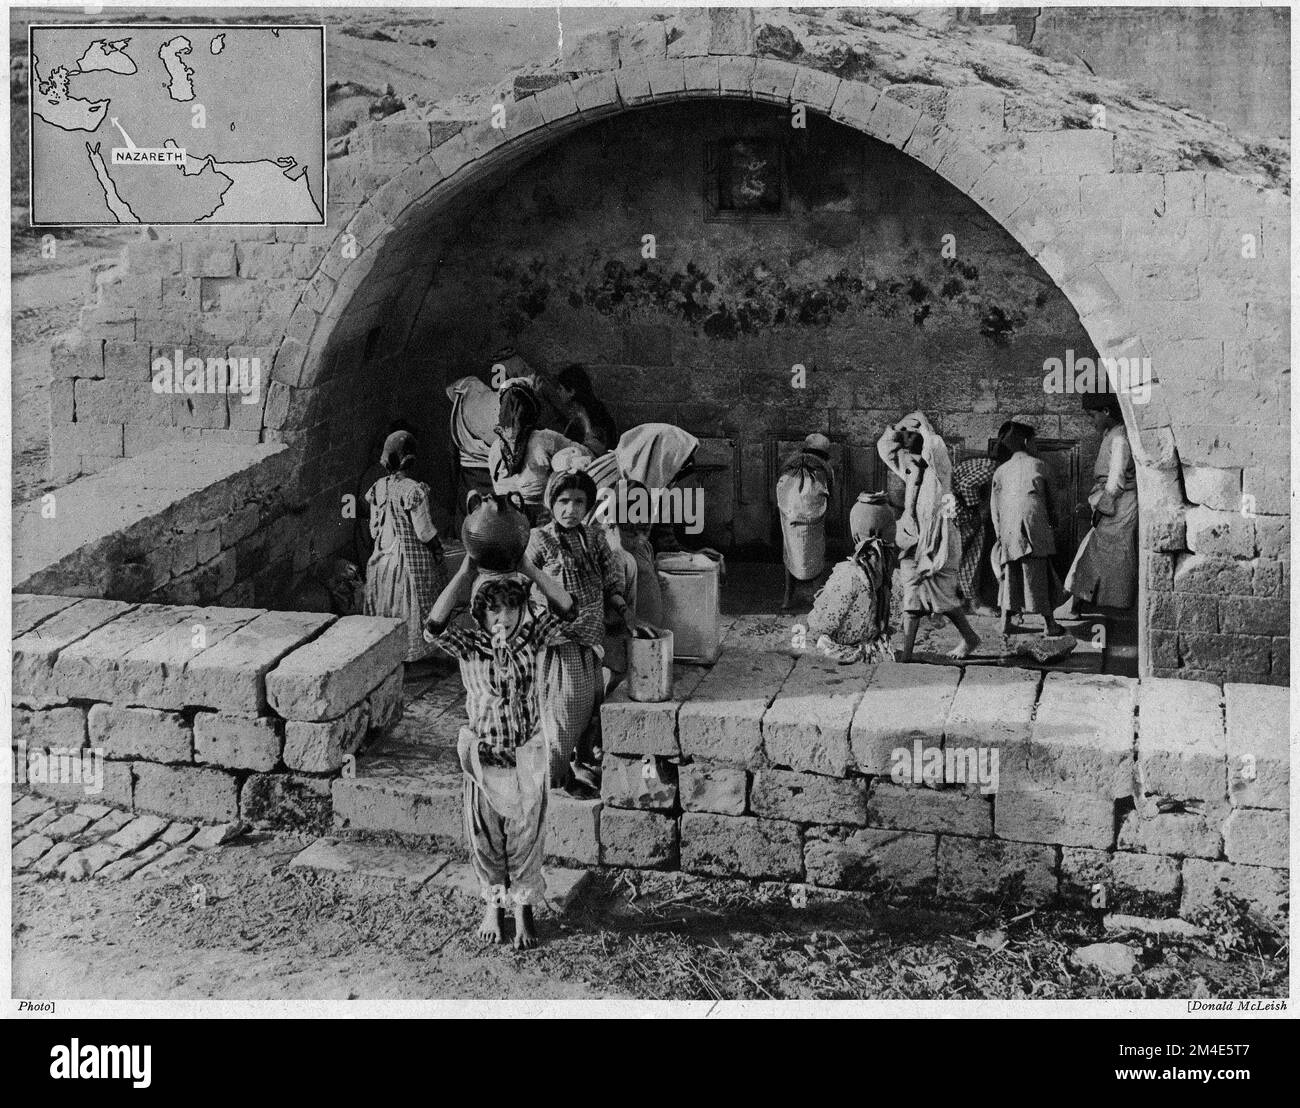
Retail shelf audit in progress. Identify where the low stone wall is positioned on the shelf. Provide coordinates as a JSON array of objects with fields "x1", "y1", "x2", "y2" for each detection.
[
  {"x1": 13, "y1": 440, "x2": 307, "y2": 609},
  {"x1": 544, "y1": 654, "x2": 1289, "y2": 924},
  {"x1": 11, "y1": 594, "x2": 405, "y2": 828}
]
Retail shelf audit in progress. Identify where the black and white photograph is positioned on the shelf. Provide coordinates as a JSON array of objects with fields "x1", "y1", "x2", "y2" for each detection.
[{"x1": 3, "y1": 0, "x2": 1294, "y2": 1033}]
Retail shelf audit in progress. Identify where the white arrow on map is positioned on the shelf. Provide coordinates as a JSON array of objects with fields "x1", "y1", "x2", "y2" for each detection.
[{"x1": 110, "y1": 117, "x2": 137, "y2": 151}]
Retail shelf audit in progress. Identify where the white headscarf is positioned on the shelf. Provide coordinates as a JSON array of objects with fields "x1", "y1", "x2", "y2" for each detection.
[{"x1": 615, "y1": 423, "x2": 699, "y2": 488}]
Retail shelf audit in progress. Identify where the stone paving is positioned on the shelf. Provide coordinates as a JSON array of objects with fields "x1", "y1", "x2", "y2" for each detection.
[
  {"x1": 12, "y1": 785, "x2": 593, "y2": 917},
  {"x1": 11, "y1": 792, "x2": 243, "y2": 882}
]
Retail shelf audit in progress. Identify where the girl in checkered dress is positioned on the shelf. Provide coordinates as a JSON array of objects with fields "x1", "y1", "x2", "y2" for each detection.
[
  {"x1": 363, "y1": 431, "x2": 448, "y2": 664},
  {"x1": 526, "y1": 464, "x2": 634, "y2": 790},
  {"x1": 423, "y1": 556, "x2": 576, "y2": 950}
]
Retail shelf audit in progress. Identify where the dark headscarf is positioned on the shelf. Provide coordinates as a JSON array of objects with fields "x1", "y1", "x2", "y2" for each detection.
[
  {"x1": 1081, "y1": 391, "x2": 1123, "y2": 420},
  {"x1": 381, "y1": 430, "x2": 416, "y2": 473},
  {"x1": 992, "y1": 421, "x2": 1036, "y2": 465},
  {"x1": 495, "y1": 381, "x2": 542, "y2": 478}
]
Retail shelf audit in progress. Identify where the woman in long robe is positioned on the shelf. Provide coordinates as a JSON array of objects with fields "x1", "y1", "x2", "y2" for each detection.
[
  {"x1": 989, "y1": 421, "x2": 1066, "y2": 637},
  {"x1": 776, "y1": 433, "x2": 834, "y2": 611},
  {"x1": 1056, "y1": 395, "x2": 1138, "y2": 617},
  {"x1": 877, "y1": 412, "x2": 981, "y2": 661}
]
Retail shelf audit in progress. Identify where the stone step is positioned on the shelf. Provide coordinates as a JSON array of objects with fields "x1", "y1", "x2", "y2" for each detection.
[
  {"x1": 332, "y1": 736, "x2": 464, "y2": 839},
  {"x1": 289, "y1": 834, "x2": 592, "y2": 913},
  {"x1": 330, "y1": 671, "x2": 470, "y2": 837}
]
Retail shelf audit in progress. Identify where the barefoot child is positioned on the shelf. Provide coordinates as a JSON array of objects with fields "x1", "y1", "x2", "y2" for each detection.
[
  {"x1": 526, "y1": 462, "x2": 634, "y2": 791},
  {"x1": 877, "y1": 412, "x2": 981, "y2": 662},
  {"x1": 423, "y1": 557, "x2": 576, "y2": 950}
]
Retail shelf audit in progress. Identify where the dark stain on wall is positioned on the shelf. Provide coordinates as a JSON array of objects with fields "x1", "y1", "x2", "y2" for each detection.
[{"x1": 487, "y1": 252, "x2": 1034, "y2": 341}]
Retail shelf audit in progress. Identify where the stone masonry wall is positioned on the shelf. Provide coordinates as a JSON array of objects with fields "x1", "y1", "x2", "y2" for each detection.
[
  {"x1": 48, "y1": 9, "x2": 1288, "y2": 682},
  {"x1": 538, "y1": 652, "x2": 1290, "y2": 926},
  {"x1": 11, "y1": 594, "x2": 407, "y2": 830},
  {"x1": 13, "y1": 440, "x2": 312, "y2": 609}
]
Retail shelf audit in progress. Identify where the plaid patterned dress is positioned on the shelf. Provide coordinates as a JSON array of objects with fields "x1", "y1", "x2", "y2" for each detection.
[
  {"x1": 951, "y1": 458, "x2": 996, "y2": 603},
  {"x1": 364, "y1": 475, "x2": 447, "y2": 662},
  {"x1": 433, "y1": 604, "x2": 573, "y2": 906},
  {"x1": 526, "y1": 521, "x2": 625, "y2": 783},
  {"x1": 432, "y1": 606, "x2": 571, "y2": 752}
]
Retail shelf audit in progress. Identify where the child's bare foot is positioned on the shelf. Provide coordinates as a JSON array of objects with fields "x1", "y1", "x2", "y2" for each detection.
[
  {"x1": 949, "y1": 635, "x2": 980, "y2": 659},
  {"x1": 513, "y1": 904, "x2": 537, "y2": 950},
  {"x1": 478, "y1": 904, "x2": 504, "y2": 944}
]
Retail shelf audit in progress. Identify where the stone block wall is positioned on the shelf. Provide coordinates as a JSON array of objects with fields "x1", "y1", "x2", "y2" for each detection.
[
  {"x1": 13, "y1": 440, "x2": 315, "y2": 610},
  {"x1": 559, "y1": 652, "x2": 1290, "y2": 925},
  {"x1": 10, "y1": 595, "x2": 406, "y2": 829}
]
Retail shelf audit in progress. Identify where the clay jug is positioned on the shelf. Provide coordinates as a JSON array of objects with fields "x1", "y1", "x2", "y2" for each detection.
[
  {"x1": 461, "y1": 491, "x2": 531, "y2": 572},
  {"x1": 849, "y1": 491, "x2": 897, "y2": 546}
]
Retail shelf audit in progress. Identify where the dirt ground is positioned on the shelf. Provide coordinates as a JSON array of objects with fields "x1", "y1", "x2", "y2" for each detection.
[{"x1": 11, "y1": 829, "x2": 1287, "y2": 1002}]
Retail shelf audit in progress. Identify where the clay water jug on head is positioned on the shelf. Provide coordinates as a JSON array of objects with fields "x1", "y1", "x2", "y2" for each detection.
[
  {"x1": 461, "y1": 490, "x2": 531, "y2": 572},
  {"x1": 850, "y1": 491, "x2": 897, "y2": 546}
]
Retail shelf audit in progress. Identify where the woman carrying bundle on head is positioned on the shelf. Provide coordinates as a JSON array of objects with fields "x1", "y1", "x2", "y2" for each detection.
[
  {"x1": 488, "y1": 378, "x2": 577, "y2": 526},
  {"x1": 363, "y1": 430, "x2": 448, "y2": 668},
  {"x1": 877, "y1": 412, "x2": 981, "y2": 662},
  {"x1": 775, "y1": 433, "x2": 835, "y2": 611},
  {"x1": 989, "y1": 420, "x2": 1067, "y2": 639}
]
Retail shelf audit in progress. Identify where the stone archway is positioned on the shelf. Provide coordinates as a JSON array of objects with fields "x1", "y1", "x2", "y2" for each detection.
[
  {"x1": 277, "y1": 58, "x2": 1184, "y2": 669},
  {"x1": 288, "y1": 55, "x2": 1175, "y2": 492},
  {"x1": 44, "y1": 11, "x2": 1288, "y2": 685}
]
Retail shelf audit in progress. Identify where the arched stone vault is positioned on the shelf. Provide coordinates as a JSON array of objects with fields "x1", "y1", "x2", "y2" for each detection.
[{"x1": 53, "y1": 10, "x2": 1289, "y2": 683}]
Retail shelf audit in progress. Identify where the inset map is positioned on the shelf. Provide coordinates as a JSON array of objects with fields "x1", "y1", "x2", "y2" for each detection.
[{"x1": 30, "y1": 23, "x2": 325, "y2": 225}]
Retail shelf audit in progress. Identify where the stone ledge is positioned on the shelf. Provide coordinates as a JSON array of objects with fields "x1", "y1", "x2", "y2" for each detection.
[
  {"x1": 14, "y1": 440, "x2": 291, "y2": 599},
  {"x1": 266, "y1": 615, "x2": 406, "y2": 722},
  {"x1": 762, "y1": 653, "x2": 867, "y2": 776}
]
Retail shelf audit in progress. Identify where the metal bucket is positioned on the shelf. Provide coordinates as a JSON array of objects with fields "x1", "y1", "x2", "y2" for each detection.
[{"x1": 626, "y1": 627, "x2": 674, "y2": 703}]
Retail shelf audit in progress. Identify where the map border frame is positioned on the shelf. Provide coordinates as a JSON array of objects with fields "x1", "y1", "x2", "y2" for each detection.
[{"x1": 28, "y1": 21, "x2": 328, "y2": 227}]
